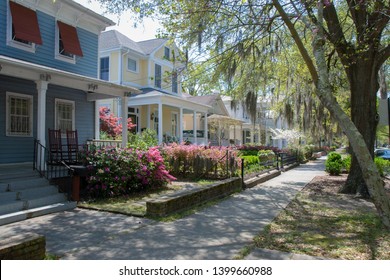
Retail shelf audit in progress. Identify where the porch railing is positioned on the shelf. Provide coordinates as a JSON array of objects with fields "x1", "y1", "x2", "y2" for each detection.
[
  {"x1": 86, "y1": 139, "x2": 122, "y2": 149},
  {"x1": 33, "y1": 139, "x2": 73, "y2": 180}
]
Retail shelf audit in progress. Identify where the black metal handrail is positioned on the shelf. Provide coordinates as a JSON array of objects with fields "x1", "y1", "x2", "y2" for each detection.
[{"x1": 33, "y1": 139, "x2": 73, "y2": 180}]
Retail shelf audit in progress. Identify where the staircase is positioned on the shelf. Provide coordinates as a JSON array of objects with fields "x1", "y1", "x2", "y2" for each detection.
[{"x1": 0, "y1": 163, "x2": 77, "y2": 226}]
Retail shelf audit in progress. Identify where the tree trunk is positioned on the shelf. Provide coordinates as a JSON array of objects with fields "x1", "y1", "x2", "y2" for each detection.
[
  {"x1": 342, "y1": 55, "x2": 380, "y2": 197},
  {"x1": 273, "y1": 0, "x2": 390, "y2": 230}
]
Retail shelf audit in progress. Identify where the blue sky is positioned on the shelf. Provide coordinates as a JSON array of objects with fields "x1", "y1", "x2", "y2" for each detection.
[{"x1": 74, "y1": 0, "x2": 160, "y2": 41}]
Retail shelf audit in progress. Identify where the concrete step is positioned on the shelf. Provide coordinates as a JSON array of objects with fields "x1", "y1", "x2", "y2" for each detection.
[
  {"x1": 0, "y1": 183, "x2": 9, "y2": 192},
  {"x1": 0, "y1": 169, "x2": 39, "y2": 181},
  {"x1": 8, "y1": 178, "x2": 50, "y2": 191},
  {"x1": 0, "y1": 201, "x2": 25, "y2": 215},
  {"x1": 18, "y1": 185, "x2": 60, "y2": 200},
  {"x1": 27, "y1": 193, "x2": 67, "y2": 209},
  {"x1": 0, "y1": 191, "x2": 19, "y2": 202},
  {"x1": 0, "y1": 201, "x2": 77, "y2": 226}
]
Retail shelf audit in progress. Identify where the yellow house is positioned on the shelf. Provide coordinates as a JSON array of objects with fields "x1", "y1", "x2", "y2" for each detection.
[{"x1": 97, "y1": 30, "x2": 210, "y2": 144}]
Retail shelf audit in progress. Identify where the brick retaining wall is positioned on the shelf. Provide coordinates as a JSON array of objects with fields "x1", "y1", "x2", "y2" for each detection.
[
  {"x1": 146, "y1": 177, "x2": 242, "y2": 217},
  {"x1": 0, "y1": 233, "x2": 46, "y2": 260}
]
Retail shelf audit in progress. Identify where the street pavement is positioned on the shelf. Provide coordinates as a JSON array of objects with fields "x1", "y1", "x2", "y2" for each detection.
[{"x1": 0, "y1": 158, "x2": 326, "y2": 260}]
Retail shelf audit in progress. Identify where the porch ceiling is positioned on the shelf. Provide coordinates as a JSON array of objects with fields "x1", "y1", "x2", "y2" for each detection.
[
  {"x1": 0, "y1": 55, "x2": 141, "y2": 99},
  {"x1": 128, "y1": 90, "x2": 211, "y2": 112}
]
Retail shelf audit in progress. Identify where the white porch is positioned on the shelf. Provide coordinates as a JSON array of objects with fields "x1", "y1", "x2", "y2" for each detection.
[{"x1": 126, "y1": 91, "x2": 211, "y2": 145}]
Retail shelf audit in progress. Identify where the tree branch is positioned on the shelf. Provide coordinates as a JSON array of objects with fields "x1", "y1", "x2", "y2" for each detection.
[
  {"x1": 377, "y1": 44, "x2": 390, "y2": 69},
  {"x1": 272, "y1": 0, "x2": 318, "y2": 84},
  {"x1": 322, "y1": 1, "x2": 354, "y2": 66}
]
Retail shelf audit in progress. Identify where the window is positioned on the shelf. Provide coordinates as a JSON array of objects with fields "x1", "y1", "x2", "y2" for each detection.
[
  {"x1": 7, "y1": 1, "x2": 42, "y2": 52},
  {"x1": 55, "y1": 99, "x2": 75, "y2": 134},
  {"x1": 128, "y1": 107, "x2": 139, "y2": 133},
  {"x1": 55, "y1": 21, "x2": 83, "y2": 62},
  {"x1": 153, "y1": 110, "x2": 159, "y2": 135},
  {"x1": 127, "y1": 58, "x2": 138, "y2": 72},
  {"x1": 100, "y1": 57, "x2": 109, "y2": 81},
  {"x1": 155, "y1": 64, "x2": 162, "y2": 88},
  {"x1": 164, "y1": 47, "x2": 170, "y2": 60},
  {"x1": 172, "y1": 71, "x2": 178, "y2": 93},
  {"x1": 6, "y1": 92, "x2": 33, "y2": 137},
  {"x1": 171, "y1": 113, "x2": 178, "y2": 137}
]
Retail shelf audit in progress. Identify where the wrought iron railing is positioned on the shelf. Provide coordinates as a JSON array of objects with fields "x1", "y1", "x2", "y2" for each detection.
[{"x1": 33, "y1": 139, "x2": 73, "y2": 180}]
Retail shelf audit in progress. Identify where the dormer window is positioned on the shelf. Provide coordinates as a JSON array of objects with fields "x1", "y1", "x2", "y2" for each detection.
[
  {"x1": 164, "y1": 47, "x2": 170, "y2": 60},
  {"x1": 7, "y1": 1, "x2": 42, "y2": 52},
  {"x1": 55, "y1": 21, "x2": 83, "y2": 63}
]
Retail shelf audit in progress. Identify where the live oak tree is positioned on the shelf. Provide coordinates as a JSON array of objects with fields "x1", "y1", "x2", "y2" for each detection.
[{"x1": 96, "y1": 0, "x2": 390, "y2": 229}]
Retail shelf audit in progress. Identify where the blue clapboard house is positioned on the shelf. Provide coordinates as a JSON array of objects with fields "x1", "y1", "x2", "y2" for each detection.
[{"x1": 0, "y1": 0, "x2": 139, "y2": 225}]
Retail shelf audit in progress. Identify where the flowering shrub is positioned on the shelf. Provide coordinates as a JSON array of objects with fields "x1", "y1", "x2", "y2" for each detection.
[
  {"x1": 237, "y1": 145, "x2": 280, "y2": 157},
  {"x1": 258, "y1": 150, "x2": 276, "y2": 162},
  {"x1": 80, "y1": 146, "x2": 176, "y2": 198},
  {"x1": 161, "y1": 143, "x2": 240, "y2": 179},
  {"x1": 99, "y1": 107, "x2": 135, "y2": 139}
]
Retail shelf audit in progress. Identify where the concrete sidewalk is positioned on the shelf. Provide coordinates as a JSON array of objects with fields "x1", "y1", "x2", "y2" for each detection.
[{"x1": 0, "y1": 159, "x2": 326, "y2": 260}]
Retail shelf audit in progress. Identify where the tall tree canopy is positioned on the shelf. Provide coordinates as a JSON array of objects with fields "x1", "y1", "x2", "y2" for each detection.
[{"x1": 96, "y1": 0, "x2": 390, "y2": 229}]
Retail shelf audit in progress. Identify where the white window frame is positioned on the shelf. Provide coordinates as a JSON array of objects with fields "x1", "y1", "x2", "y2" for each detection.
[
  {"x1": 127, "y1": 57, "x2": 139, "y2": 73},
  {"x1": 55, "y1": 99, "x2": 75, "y2": 136},
  {"x1": 6, "y1": 92, "x2": 33, "y2": 137},
  {"x1": 100, "y1": 56, "x2": 110, "y2": 81},
  {"x1": 171, "y1": 112, "x2": 178, "y2": 137},
  {"x1": 164, "y1": 46, "x2": 170, "y2": 60},
  {"x1": 128, "y1": 107, "x2": 140, "y2": 133},
  {"x1": 6, "y1": 3, "x2": 36, "y2": 53},
  {"x1": 54, "y1": 23, "x2": 76, "y2": 64}
]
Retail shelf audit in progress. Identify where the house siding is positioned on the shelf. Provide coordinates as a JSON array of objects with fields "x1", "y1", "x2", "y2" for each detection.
[
  {"x1": 46, "y1": 85, "x2": 95, "y2": 145},
  {"x1": 0, "y1": 1, "x2": 99, "y2": 78},
  {"x1": 0, "y1": 75, "x2": 95, "y2": 164},
  {"x1": 0, "y1": 75, "x2": 38, "y2": 164}
]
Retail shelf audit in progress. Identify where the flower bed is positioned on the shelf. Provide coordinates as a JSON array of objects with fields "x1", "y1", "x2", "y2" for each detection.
[
  {"x1": 80, "y1": 146, "x2": 176, "y2": 198},
  {"x1": 161, "y1": 143, "x2": 240, "y2": 179}
]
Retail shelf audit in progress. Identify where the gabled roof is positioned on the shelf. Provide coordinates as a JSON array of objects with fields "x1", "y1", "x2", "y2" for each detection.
[
  {"x1": 188, "y1": 94, "x2": 230, "y2": 116},
  {"x1": 137, "y1": 38, "x2": 167, "y2": 55},
  {"x1": 99, "y1": 30, "x2": 144, "y2": 54},
  {"x1": 99, "y1": 30, "x2": 168, "y2": 55}
]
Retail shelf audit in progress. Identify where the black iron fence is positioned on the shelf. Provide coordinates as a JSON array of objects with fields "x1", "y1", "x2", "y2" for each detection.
[{"x1": 241, "y1": 152, "x2": 299, "y2": 181}]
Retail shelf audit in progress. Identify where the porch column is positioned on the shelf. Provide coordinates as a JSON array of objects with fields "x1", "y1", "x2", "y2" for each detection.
[
  {"x1": 35, "y1": 80, "x2": 48, "y2": 147},
  {"x1": 147, "y1": 105, "x2": 151, "y2": 129},
  {"x1": 179, "y1": 107, "x2": 183, "y2": 143},
  {"x1": 204, "y1": 112, "x2": 208, "y2": 145},
  {"x1": 193, "y1": 111, "x2": 197, "y2": 144},
  {"x1": 95, "y1": 101, "x2": 100, "y2": 139},
  {"x1": 121, "y1": 95, "x2": 128, "y2": 148},
  {"x1": 158, "y1": 102, "x2": 163, "y2": 144}
]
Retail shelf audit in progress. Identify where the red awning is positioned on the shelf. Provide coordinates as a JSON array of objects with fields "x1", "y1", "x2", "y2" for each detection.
[
  {"x1": 57, "y1": 21, "x2": 83, "y2": 57},
  {"x1": 9, "y1": 1, "x2": 42, "y2": 45}
]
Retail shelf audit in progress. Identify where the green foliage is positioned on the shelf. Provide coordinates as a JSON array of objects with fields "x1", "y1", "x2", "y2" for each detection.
[
  {"x1": 241, "y1": 155, "x2": 259, "y2": 167},
  {"x1": 342, "y1": 155, "x2": 351, "y2": 173},
  {"x1": 258, "y1": 150, "x2": 276, "y2": 162},
  {"x1": 325, "y1": 152, "x2": 342, "y2": 175},
  {"x1": 302, "y1": 145, "x2": 316, "y2": 160},
  {"x1": 374, "y1": 157, "x2": 390, "y2": 177},
  {"x1": 128, "y1": 128, "x2": 158, "y2": 150}
]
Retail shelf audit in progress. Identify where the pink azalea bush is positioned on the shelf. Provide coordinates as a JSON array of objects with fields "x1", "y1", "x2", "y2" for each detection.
[
  {"x1": 80, "y1": 146, "x2": 176, "y2": 198},
  {"x1": 160, "y1": 143, "x2": 241, "y2": 179}
]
